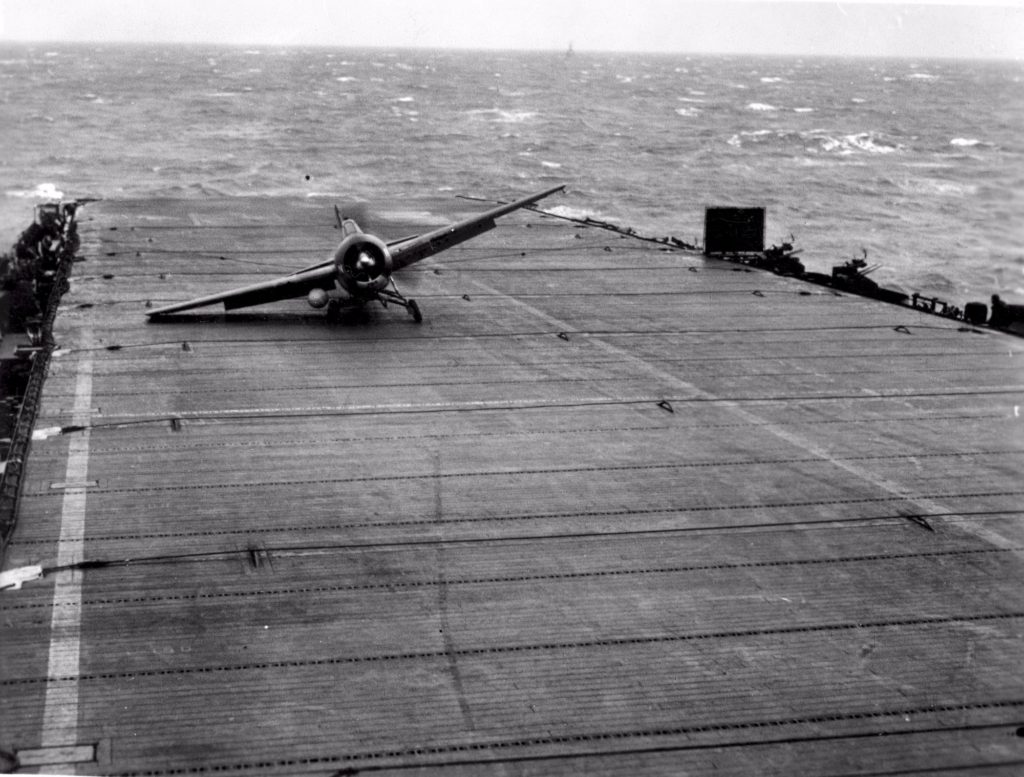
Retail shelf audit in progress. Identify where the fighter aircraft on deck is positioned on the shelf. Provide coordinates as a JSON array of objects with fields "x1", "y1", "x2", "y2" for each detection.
[{"x1": 146, "y1": 185, "x2": 565, "y2": 323}]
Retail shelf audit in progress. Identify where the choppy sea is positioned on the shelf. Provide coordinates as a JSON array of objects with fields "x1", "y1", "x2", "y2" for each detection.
[{"x1": 1, "y1": 44, "x2": 1022, "y2": 303}]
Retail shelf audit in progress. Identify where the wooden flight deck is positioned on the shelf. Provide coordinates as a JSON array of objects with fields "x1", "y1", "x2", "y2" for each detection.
[{"x1": 1, "y1": 194, "x2": 1023, "y2": 775}]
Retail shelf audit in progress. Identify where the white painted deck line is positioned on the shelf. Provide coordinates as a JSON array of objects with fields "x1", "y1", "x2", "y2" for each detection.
[{"x1": 39, "y1": 351, "x2": 93, "y2": 771}]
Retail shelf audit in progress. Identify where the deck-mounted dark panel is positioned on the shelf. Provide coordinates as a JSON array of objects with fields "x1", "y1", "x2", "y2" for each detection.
[{"x1": 704, "y1": 207, "x2": 765, "y2": 254}]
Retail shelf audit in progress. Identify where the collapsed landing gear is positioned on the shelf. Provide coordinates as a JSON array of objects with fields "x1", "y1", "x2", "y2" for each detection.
[
  {"x1": 378, "y1": 278, "x2": 423, "y2": 323},
  {"x1": 325, "y1": 298, "x2": 346, "y2": 322}
]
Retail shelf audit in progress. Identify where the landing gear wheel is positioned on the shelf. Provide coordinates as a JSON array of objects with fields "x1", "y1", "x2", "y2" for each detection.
[
  {"x1": 408, "y1": 299, "x2": 422, "y2": 323},
  {"x1": 326, "y1": 299, "x2": 341, "y2": 321}
]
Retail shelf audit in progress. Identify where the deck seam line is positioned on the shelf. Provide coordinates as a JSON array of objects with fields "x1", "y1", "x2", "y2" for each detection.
[
  {"x1": 34, "y1": 412, "x2": 1001, "y2": 454},
  {"x1": 49, "y1": 350, "x2": 1013, "y2": 373},
  {"x1": 7, "y1": 511, "x2": 1023, "y2": 552},
  {"x1": 34, "y1": 363, "x2": 1024, "y2": 398},
  {"x1": 32, "y1": 387, "x2": 1024, "y2": 426},
  {"x1": 47, "y1": 327, "x2": 1009, "y2": 353}
]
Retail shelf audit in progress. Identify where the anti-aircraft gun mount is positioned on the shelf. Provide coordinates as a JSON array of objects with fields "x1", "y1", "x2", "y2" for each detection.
[
  {"x1": 700, "y1": 207, "x2": 805, "y2": 276},
  {"x1": 697, "y1": 206, "x2": 1022, "y2": 334},
  {"x1": 0, "y1": 202, "x2": 76, "y2": 362},
  {"x1": 1, "y1": 201, "x2": 80, "y2": 554}
]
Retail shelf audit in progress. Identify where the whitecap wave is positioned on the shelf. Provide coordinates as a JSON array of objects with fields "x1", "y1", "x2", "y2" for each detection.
[
  {"x1": 5, "y1": 182, "x2": 64, "y2": 200},
  {"x1": 466, "y1": 108, "x2": 538, "y2": 123},
  {"x1": 546, "y1": 205, "x2": 600, "y2": 222},
  {"x1": 822, "y1": 132, "x2": 900, "y2": 155},
  {"x1": 747, "y1": 102, "x2": 778, "y2": 111},
  {"x1": 760, "y1": 77, "x2": 784, "y2": 83},
  {"x1": 540, "y1": 161, "x2": 562, "y2": 169},
  {"x1": 794, "y1": 107, "x2": 814, "y2": 113},
  {"x1": 727, "y1": 129, "x2": 772, "y2": 147},
  {"x1": 675, "y1": 107, "x2": 701, "y2": 117},
  {"x1": 726, "y1": 129, "x2": 901, "y2": 155},
  {"x1": 380, "y1": 209, "x2": 437, "y2": 223},
  {"x1": 950, "y1": 137, "x2": 981, "y2": 147},
  {"x1": 894, "y1": 177, "x2": 978, "y2": 197}
]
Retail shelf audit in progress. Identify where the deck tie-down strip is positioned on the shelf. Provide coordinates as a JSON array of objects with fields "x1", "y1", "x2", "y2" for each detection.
[
  {"x1": 3, "y1": 610, "x2": 1021, "y2": 687},
  {"x1": 1, "y1": 545, "x2": 1019, "y2": 612},
  {"x1": 34, "y1": 386, "x2": 1024, "y2": 425},
  {"x1": 30, "y1": 410, "x2": 1005, "y2": 455},
  {"x1": 86, "y1": 702, "x2": 1024, "y2": 777}
]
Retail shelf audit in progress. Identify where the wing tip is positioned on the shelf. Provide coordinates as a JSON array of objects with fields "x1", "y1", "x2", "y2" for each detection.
[
  {"x1": 146, "y1": 301, "x2": 189, "y2": 317},
  {"x1": 145, "y1": 300, "x2": 216, "y2": 318},
  {"x1": 529, "y1": 184, "x2": 566, "y2": 204}
]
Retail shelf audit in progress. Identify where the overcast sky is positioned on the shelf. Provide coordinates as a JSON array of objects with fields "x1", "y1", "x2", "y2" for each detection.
[{"x1": 0, "y1": 0, "x2": 1021, "y2": 59}]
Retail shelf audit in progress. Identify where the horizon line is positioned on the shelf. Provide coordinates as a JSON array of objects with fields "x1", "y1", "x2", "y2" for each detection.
[{"x1": 0, "y1": 38, "x2": 1020, "y2": 62}]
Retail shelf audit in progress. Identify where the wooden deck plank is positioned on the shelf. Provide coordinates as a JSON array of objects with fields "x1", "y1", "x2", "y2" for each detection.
[{"x1": 1, "y1": 194, "x2": 1023, "y2": 775}]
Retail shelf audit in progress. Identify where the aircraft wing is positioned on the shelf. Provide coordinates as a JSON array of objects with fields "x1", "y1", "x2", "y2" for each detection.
[
  {"x1": 147, "y1": 263, "x2": 336, "y2": 317},
  {"x1": 146, "y1": 185, "x2": 564, "y2": 317},
  {"x1": 281, "y1": 186, "x2": 563, "y2": 277},
  {"x1": 390, "y1": 184, "x2": 564, "y2": 271}
]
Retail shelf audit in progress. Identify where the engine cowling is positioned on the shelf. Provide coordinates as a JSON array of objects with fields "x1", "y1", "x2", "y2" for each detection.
[{"x1": 333, "y1": 234, "x2": 393, "y2": 294}]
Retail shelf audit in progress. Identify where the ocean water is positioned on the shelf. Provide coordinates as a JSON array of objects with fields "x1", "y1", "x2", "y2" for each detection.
[{"x1": 1, "y1": 43, "x2": 1022, "y2": 304}]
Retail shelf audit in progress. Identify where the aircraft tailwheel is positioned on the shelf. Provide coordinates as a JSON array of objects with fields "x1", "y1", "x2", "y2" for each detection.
[{"x1": 409, "y1": 299, "x2": 422, "y2": 323}]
